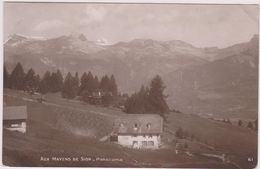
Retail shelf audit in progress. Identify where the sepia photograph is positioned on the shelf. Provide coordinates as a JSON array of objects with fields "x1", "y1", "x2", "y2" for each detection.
[{"x1": 2, "y1": 2, "x2": 259, "y2": 169}]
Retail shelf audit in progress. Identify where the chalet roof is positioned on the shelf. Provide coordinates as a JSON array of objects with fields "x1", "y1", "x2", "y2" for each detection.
[
  {"x1": 3, "y1": 106, "x2": 27, "y2": 120},
  {"x1": 113, "y1": 114, "x2": 163, "y2": 134}
]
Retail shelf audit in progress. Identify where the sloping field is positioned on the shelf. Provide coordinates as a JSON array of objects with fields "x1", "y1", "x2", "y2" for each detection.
[
  {"x1": 4, "y1": 89, "x2": 120, "y2": 138},
  {"x1": 3, "y1": 128, "x2": 233, "y2": 168},
  {"x1": 165, "y1": 112, "x2": 258, "y2": 169},
  {"x1": 3, "y1": 89, "x2": 257, "y2": 168}
]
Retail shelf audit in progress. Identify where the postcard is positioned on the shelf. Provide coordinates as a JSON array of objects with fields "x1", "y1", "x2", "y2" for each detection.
[{"x1": 3, "y1": 2, "x2": 259, "y2": 169}]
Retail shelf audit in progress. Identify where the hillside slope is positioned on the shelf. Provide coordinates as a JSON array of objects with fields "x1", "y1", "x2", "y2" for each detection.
[{"x1": 164, "y1": 35, "x2": 259, "y2": 119}]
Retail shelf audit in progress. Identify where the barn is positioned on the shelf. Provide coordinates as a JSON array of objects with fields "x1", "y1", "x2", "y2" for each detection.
[
  {"x1": 111, "y1": 114, "x2": 163, "y2": 149},
  {"x1": 3, "y1": 106, "x2": 27, "y2": 133}
]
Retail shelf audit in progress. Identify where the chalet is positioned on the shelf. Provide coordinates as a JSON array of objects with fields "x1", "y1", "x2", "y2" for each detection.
[
  {"x1": 88, "y1": 90, "x2": 103, "y2": 104},
  {"x1": 3, "y1": 106, "x2": 27, "y2": 133},
  {"x1": 88, "y1": 90, "x2": 113, "y2": 105},
  {"x1": 111, "y1": 114, "x2": 163, "y2": 149}
]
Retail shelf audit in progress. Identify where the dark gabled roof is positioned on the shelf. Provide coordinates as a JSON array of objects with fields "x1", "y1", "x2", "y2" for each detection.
[
  {"x1": 113, "y1": 114, "x2": 163, "y2": 134},
  {"x1": 3, "y1": 106, "x2": 27, "y2": 120}
]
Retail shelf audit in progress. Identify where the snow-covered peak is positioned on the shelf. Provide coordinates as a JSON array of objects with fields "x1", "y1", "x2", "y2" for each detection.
[
  {"x1": 5, "y1": 34, "x2": 47, "y2": 45},
  {"x1": 95, "y1": 38, "x2": 111, "y2": 46}
]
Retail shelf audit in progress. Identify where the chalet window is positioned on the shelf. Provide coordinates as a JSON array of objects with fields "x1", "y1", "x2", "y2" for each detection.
[
  {"x1": 110, "y1": 135, "x2": 118, "y2": 142},
  {"x1": 132, "y1": 141, "x2": 138, "y2": 147},
  {"x1": 142, "y1": 141, "x2": 147, "y2": 147},
  {"x1": 11, "y1": 124, "x2": 20, "y2": 127},
  {"x1": 148, "y1": 141, "x2": 154, "y2": 146},
  {"x1": 133, "y1": 134, "x2": 137, "y2": 137},
  {"x1": 133, "y1": 123, "x2": 138, "y2": 130}
]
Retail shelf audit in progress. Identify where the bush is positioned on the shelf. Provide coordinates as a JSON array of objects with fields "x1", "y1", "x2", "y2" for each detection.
[
  {"x1": 238, "y1": 120, "x2": 243, "y2": 126},
  {"x1": 176, "y1": 127, "x2": 186, "y2": 139},
  {"x1": 247, "y1": 121, "x2": 253, "y2": 129}
]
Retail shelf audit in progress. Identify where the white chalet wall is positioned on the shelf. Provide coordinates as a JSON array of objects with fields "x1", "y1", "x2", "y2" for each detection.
[{"x1": 118, "y1": 134, "x2": 161, "y2": 149}]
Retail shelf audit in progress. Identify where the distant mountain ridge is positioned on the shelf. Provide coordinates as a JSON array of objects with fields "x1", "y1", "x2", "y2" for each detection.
[
  {"x1": 4, "y1": 33, "x2": 259, "y2": 119},
  {"x1": 164, "y1": 35, "x2": 258, "y2": 119}
]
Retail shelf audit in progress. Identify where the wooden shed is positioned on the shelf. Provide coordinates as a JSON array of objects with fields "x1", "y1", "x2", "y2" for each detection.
[{"x1": 3, "y1": 106, "x2": 27, "y2": 133}]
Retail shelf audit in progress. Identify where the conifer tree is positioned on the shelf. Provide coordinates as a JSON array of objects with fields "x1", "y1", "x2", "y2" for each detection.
[
  {"x1": 109, "y1": 75, "x2": 118, "y2": 96},
  {"x1": 247, "y1": 121, "x2": 253, "y2": 129},
  {"x1": 137, "y1": 85, "x2": 149, "y2": 113},
  {"x1": 79, "y1": 72, "x2": 88, "y2": 95},
  {"x1": 93, "y1": 76, "x2": 99, "y2": 91},
  {"x1": 9, "y1": 62, "x2": 25, "y2": 90},
  {"x1": 125, "y1": 92, "x2": 139, "y2": 113},
  {"x1": 4, "y1": 66, "x2": 9, "y2": 88},
  {"x1": 39, "y1": 71, "x2": 51, "y2": 94},
  {"x1": 48, "y1": 70, "x2": 63, "y2": 93},
  {"x1": 24, "y1": 68, "x2": 37, "y2": 92},
  {"x1": 35, "y1": 74, "x2": 41, "y2": 91},
  {"x1": 125, "y1": 85, "x2": 149, "y2": 114},
  {"x1": 56, "y1": 69, "x2": 63, "y2": 92},
  {"x1": 86, "y1": 71, "x2": 95, "y2": 93},
  {"x1": 238, "y1": 120, "x2": 243, "y2": 126},
  {"x1": 72, "y1": 72, "x2": 79, "y2": 96},
  {"x1": 100, "y1": 75, "x2": 110, "y2": 92},
  {"x1": 147, "y1": 75, "x2": 169, "y2": 120},
  {"x1": 124, "y1": 75, "x2": 169, "y2": 120},
  {"x1": 62, "y1": 72, "x2": 76, "y2": 99}
]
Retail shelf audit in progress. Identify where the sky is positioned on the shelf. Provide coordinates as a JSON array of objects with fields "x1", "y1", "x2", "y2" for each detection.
[{"x1": 4, "y1": 3, "x2": 259, "y2": 48}]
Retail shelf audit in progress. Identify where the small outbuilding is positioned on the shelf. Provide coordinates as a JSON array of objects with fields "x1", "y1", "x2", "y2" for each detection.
[
  {"x1": 3, "y1": 106, "x2": 27, "y2": 133},
  {"x1": 111, "y1": 114, "x2": 163, "y2": 149}
]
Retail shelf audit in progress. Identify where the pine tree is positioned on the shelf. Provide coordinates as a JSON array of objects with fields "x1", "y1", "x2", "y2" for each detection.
[
  {"x1": 72, "y1": 72, "x2": 79, "y2": 96},
  {"x1": 79, "y1": 72, "x2": 88, "y2": 95},
  {"x1": 125, "y1": 92, "x2": 139, "y2": 113},
  {"x1": 9, "y1": 62, "x2": 25, "y2": 90},
  {"x1": 54, "y1": 69, "x2": 63, "y2": 92},
  {"x1": 100, "y1": 75, "x2": 110, "y2": 92},
  {"x1": 238, "y1": 120, "x2": 243, "y2": 126},
  {"x1": 93, "y1": 76, "x2": 99, "y2": 91},
  {"x1": 48, "y1": 70, "x2": 63, "y2": 93},
  {"x1": 86, "y1": 71, "x2": 95, "y2": 93},
  {"x1": 247, "y1": 121, "x2": 253, "y2": 129},
  {"x1": 138, "y1": 85, "x2": 150, "y2": 113},
  {"x1": 35, "y1": 74, "x2": 41, "y2": 91},
  {"x1": 4, "y1": 66, "x2": 9, "y2": 88},
  {"x1": 147, "y1": 75, "x2": 169, "y2": 120},
  {"x1": 62, "y1": 72, "x2": 76, "y2": 99},
  {"x1": 124, "y1": 76, "x2": 169, "y2": 120},
  {"x1": 39, "y1": 71, "x2": 51, "y2": 94},
  {"x1": 176, "y1": 127, "x2": 184, "y2": 139},
  {"x1": 109, "y1": 75, "x2": 118, "y2": 96},
  {"x1": 24, "y1": 68, "x2": 37, "y2": 92}
]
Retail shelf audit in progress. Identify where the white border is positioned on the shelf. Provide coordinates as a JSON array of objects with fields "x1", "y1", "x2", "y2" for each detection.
[{"x1": 0, "y1": 1, "x2": 259, "y2": 169}]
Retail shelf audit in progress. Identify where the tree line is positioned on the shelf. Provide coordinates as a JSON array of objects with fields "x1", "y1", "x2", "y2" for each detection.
[
  {"x1": 4, "y1": 62, "x2": 118, "y2": 104},
  {"x1": 5, "y1": 62, "x2": 170, "y2": 119},
  {"x1": 124, "y1": 75, "x2": 169, "y2": 120}
]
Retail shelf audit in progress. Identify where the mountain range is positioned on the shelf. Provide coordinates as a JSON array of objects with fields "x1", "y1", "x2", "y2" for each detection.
[{"x1": 4, "y1": 33, "x2": 259, "y2": 119}]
